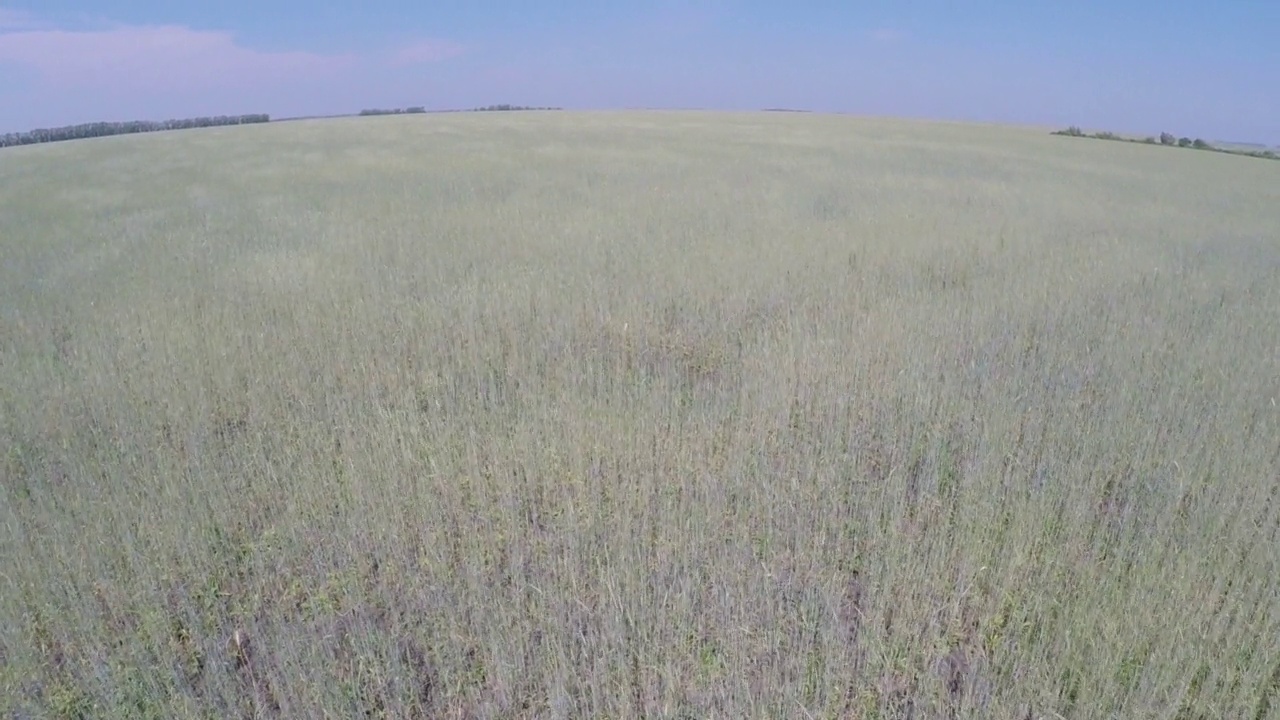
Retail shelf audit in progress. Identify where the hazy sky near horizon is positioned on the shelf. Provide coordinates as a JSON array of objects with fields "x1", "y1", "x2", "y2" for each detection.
[{"x1": 1, "y1": 1, "x2": 1276, "y2": 142}]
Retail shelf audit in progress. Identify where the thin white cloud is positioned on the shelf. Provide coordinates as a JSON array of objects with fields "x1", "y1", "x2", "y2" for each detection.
[
  {"x1": 644, "y1": 3, "x2": 724, "y2": 38},
  {"x1": 0, "y1": 24, "x2": 355, "y2": 90},
  {"x1": 0, "y1": 6, "x2": 42, "y2": 31},
  {"x1": 869, "y1": 28, "x2": 906, "y2": 43},
  {"x1": 391, "y1": 39, "x2": 464, "y2": 66}
]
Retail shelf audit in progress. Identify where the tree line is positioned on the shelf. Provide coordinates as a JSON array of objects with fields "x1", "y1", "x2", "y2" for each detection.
[
  {"x1": 0, "y1": 114, "x2": 271, "y2": 150},
  {"x1": 1052, "y1": 125, "x2": 1278, "y2": 161},
  {"x1": 472, "y1": 104, "x2": 561, "y2": 112},
  {"x1": 359, "y1": 105, "x2": 561, "y2": 116},
  {"x1": 358, "y1": 107, "x2": 427, "y2": 116}
]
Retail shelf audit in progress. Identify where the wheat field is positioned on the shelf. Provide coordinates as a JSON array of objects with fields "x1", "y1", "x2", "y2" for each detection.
[{"x1": 1, "y1": 111, "x2": 1278, "y2": 719}]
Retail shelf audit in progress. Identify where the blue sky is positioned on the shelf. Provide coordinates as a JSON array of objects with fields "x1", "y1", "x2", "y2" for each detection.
[{"x1": 1, "y1": 1, "x2": 1277, "y2": 143}]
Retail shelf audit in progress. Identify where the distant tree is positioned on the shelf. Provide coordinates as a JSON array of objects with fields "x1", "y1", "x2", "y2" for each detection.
[
  {"x1": 1094, "y1": 131, "x2": 1120, "y2": 140},
  {"x1": 1143, "y1": 137, "x2": 1157, "y2": 144},
  {"x1": 1178, "y1": 137, "x2": 1193, "y2": 147},
  {"x1": 0, "y1": 113, "x2": 269, "y2": 150},
  {"x1": 361, "y1": 107, "x2": 431, "y2": 116},
  {"x1": 472, "y1": 104, "x2": 561, "y2": 112},
  {"x1": 1192, "y1": 138, "x2": 1212, "y2": 150},
  {"x1": 1160, "y1": 132, "x2": 1177, "y2": 146}
]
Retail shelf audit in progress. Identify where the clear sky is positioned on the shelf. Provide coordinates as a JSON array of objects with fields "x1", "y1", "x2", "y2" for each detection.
[{"x1": 1, "y1": 1, "x2": 1276, "y2": 143}]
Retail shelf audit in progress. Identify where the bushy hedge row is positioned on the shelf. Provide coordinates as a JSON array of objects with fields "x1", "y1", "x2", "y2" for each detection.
[
  {"x1": 0, "y1": 115, "x2": 270, "y2": 149},
  {"x1": 1053, "y1": 125, "x2": 1277, "y2": 160}
]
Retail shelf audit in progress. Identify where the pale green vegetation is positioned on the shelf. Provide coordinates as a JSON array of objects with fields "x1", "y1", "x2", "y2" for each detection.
[{"x1": 2, "y1": 111, "x2": 1279, "y2": 718}]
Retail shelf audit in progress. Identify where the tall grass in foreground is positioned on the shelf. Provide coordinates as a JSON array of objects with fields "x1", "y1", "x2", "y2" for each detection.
[{"x1": 2, "y1": 112, "x2": 1279, "y2": 718}]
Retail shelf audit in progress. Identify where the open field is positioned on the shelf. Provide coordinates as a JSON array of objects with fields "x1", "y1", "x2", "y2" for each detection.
[{"x1": 2, "y1": 111, "x2": 1279, "y2": 718}]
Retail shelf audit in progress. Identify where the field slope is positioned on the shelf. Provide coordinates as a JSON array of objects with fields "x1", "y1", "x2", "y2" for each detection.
[{"x1": 2, "y1": 111, "x2": 1279, "y2": 718}]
